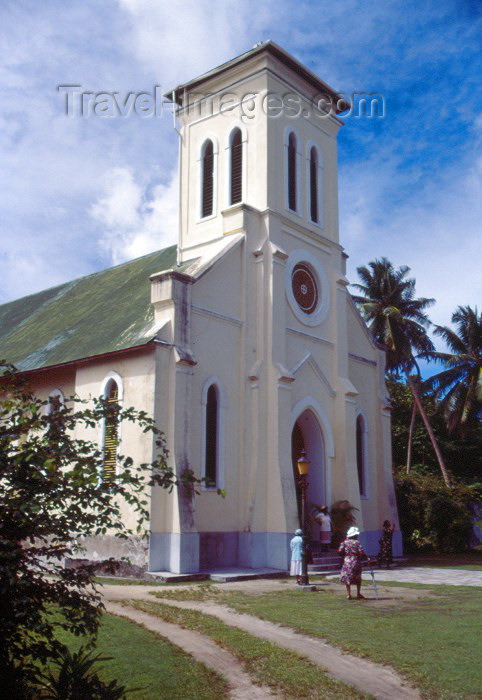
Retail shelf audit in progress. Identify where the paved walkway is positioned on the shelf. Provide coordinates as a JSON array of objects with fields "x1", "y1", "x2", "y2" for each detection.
[{"x1": 359, "y1": 566, "x2": 482, "y2": 587}]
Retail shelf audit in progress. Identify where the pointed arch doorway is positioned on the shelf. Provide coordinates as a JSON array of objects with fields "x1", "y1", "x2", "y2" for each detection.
[{"x1": 291, "y1": 409, "x2": 325, "y2": 529}]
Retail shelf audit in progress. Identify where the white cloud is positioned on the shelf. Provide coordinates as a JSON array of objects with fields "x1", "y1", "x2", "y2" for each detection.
[
  {"x1": 90, "y1": 166, "x2": 178, "y2": 264},
  {"x1": 342, "y1": 144, "x2": 482, "y2": 342},
  {"x1": 118, "y1": 0, "x2": 276, "y2": 86}
]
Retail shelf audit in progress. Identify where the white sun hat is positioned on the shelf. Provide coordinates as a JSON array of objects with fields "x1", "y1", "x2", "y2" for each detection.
[{"x1": 346, "y1": 526, "x2": 360, "y2": 538}]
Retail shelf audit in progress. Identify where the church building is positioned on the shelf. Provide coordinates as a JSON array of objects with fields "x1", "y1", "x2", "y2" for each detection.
[{"x1": 0, "y1": 42, "x2": 401, "y2": 574}]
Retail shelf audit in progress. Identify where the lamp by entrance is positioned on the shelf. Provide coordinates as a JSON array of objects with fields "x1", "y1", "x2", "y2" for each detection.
[{"x1": 296, "y1": 449, "x2": 311, "y2": 586}]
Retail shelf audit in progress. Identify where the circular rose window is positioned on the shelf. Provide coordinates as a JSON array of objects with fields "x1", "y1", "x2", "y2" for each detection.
[{"x1": 291, "y1": 263, "x2": 318, "y2": 315}]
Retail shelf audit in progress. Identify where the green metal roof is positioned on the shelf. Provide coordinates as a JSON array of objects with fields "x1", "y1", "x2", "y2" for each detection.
[{"x1": 0, "y1": 245, "x2": 186, "y2": 372}]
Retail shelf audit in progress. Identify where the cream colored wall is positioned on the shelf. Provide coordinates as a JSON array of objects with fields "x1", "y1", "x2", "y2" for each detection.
[
  {"x1": 155, "y1": 44, "x2": 398, "y2": 563},
  {"x1": 187, "y1": 245, "x2": 243, "y2": 531},
  {"x1": 177, "y1": 52, "x2": 342, "y2": 264},
  {"x1": 265, "y1": 69, "x2": 341, "y2": 245},
  {"x1": 73, "y1": 352, "x2": 157, "y2": 532},
  {"x1": 23, "y1": 367, "x2": 76, "y2": 402},
  {"x1": 12, "y1": 353, "x2": 159, "y2": 567},
  {"x1": 346, "y1": 302, "x2": 399, "y2": 532}
]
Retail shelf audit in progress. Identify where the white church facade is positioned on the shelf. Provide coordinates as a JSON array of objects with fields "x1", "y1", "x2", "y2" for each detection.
[{"x1": 0, "y1": 42, "x2": 401, "y2": 574}]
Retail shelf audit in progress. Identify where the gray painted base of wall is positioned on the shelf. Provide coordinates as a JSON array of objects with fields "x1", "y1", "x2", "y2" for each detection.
[
  {"x1": 150, "y1": 531, "x2": 293, "y2": 573},
  {"x1": 360, "y1": 530, "x2": 403, "y2": 558},
  {"x1": 149, "y1": 530, "x2": 404, "y2": 574},
  {"x1": 149, "y1": 533, "x2": 200, "y2": 574}
]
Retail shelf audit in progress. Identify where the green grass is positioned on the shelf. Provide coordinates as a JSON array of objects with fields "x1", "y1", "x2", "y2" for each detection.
[
  {"x1": 95, "y1": 576, "x2": 211, "y2": 586},
  {"x1": 129, "y1": 599, "x2": 369, "y2": 699},
  {"x1": 185, "y1": 585, "x2": 481, "y2": 699},
  {"x1": 54, "y1": 612, "x2": 229, "y2": 699}
]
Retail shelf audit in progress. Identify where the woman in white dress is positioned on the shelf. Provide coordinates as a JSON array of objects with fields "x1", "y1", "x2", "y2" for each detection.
[
  {"x1": 290, "y1": 529, "x2": 303, "y2": 584},
  {"x1": 314, "y1": 505, "x2": 332, "y2": 551}
]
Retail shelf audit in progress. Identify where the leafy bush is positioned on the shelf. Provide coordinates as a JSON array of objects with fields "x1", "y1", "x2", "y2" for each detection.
[
  {"x1": 394, "y1": 469, "x2": 476, "y2": 552},
  {"x1": 38, "y1": 647, "x2": 127, "y2": 699},
  {"x1": 0, "y1": 364, "x2": 198, "y2": 692},
  {"x1": 330, "y1": 500, "x2": 358, "y2": 547}
]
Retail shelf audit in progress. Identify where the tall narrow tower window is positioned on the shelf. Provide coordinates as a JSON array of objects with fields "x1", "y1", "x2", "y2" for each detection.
[
  {"x1": 202, "y1": 139, "x2": 214, "y2": 217},
  {"x1": 204, "y1": 384, "x2": 218, "y2": 488},
  {"x1": 230, "y1": 128, "x2": 242, "y2": 205},
  {"x1": 310, "y1": 146, "x2": 318, "y2": 223},
  {"x1": 356, "y1": 414, "x2": 366, "y2": 496},
  {"x1": 103, "y1": 380, "x2": 119, "y2": 483},
  {"x1": 288, "y1": 132, "x2": 297, "y2": 211}
]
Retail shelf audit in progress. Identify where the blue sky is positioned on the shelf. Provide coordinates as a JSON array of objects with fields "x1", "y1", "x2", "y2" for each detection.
[{"x1": 0, "y1": 0, "x2": 480, "y2": 367}]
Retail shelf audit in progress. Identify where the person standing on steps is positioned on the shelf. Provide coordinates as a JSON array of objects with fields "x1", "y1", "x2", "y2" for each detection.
[
  {"x1": 338, "y1": 526, "x2": 369, "y2": 600},
  {"x1": 313, "y1": 505, "x2": 332, "y2": 552},
  {"x1": 290, "y1": 529, "x2": 303, "y2": 585}
]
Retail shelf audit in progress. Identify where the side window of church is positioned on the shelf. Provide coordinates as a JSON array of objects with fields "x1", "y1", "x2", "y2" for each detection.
[
  {"x1": 356, "y1": 415, "x2": 366, "y2": 496},
  {"x1": 103, "y1": 380, "x2": 119, "y2": 483},
  {"x1": 309, "y1": 146, "x2": 318, "y2": 223},
  {"x1": 201, "y1": 139, "x2": 214, "y2": 217},
  {"x1": 288, "y1": 132, "x2": 297, "y2": 211},
  {"x1": 230, "y1": 128, "x2": 242, "y2": 205},
  {"x1": 204, "y1": 384, "x2": 218, "y2": 487},
  {"x1": 45, "y1": 388, "x2": 64, "y2": 415}
]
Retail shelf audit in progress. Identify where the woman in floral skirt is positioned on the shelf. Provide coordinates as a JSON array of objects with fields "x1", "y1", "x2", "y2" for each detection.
[
  {"x1": 378, "y1": 520, "x2": 395, "y2": 568},
  {"x1": 338, "y1": 526, "x2": 368, "y2": 600}
]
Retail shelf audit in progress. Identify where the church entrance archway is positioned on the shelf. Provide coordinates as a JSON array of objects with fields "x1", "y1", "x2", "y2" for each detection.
[{"x1": 291, "y1": 409, "x2": 325, "y2": 529}]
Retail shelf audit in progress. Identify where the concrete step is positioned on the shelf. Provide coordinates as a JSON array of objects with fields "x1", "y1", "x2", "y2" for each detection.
[
  {"x1": 147, "y1": 567, "x2": 287, "y2": 583},
  {"x1": 312, "y1": 556, "x2": 342, "y2": 566}
]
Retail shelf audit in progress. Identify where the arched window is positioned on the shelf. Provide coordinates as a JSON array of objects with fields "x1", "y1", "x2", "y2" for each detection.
[
  {"x1": 45, "y1": 388, "x2": 64, "y2": 415},
  {"x1": 103, "y1": 379, "x2": 119, "y2": 483},
  {"x1": 204, "y1": 384, "x2": 218, "y2": 488},
  {"x1": 201, "y1": 139, "x2": 214, "y2": 217},
  {"x1": 230, "y1": 128, "x2": 243, "y2": 205},
  {"x1": 288, "y1": 132, "x2": 297, "y2": 211},
  {"x1": 356, "y1": 414, "x2": 366, "y2": 496},
  {"x1": 201, "y1": 377, "x2": 226, "y2": 490},
  {"x1": 309, "y1": 147, "x2": 318, "y2": 223}
]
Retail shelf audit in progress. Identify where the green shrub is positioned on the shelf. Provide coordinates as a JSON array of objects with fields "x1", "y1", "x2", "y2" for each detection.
[
  {"x1": 38, "y1": 647, "x2": 127, "y2": 699},
  {"x1": 394, "y1": 469, "x2": 476, "y2": 552}
]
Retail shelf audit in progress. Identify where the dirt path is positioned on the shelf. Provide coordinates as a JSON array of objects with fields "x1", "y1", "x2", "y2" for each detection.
[
  {"x1": 102, "y1": 584, "x2": 421, "y2": 700},
  {"x1": 105, "y1": 599, "x2": 279, "y2": 700}
]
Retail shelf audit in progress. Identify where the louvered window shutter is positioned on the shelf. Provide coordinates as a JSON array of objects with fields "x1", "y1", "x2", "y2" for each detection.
[
  {"x1": 230, "y1": 129, "x2": 242, "y2": 205},
  {"x1": 103, "y1": 383, "x2": 119, "y2": 483},
  {"x1": 202, "y1": 140, "x2": 214, "y2": 217}
]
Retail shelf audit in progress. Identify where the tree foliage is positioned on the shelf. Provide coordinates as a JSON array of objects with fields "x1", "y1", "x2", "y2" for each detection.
[
  {"x1": 394, "y1": 470, "x2": 478, "y2": 553},
  {"x1": 352, "y1": 257, "x2": 435, "y2": 373},
  {"x1": 352, "y1": 258, "x2": 452, "y2": 487},
  {"x1": 388, "y1": 373, "x2": 482, "y2": 483},
  {"x1": 0, "y1": 364, "x2": 189, "y2": 694},
  {"x1": 424, "y1": 305, "x2": 482, "y2": 435}
]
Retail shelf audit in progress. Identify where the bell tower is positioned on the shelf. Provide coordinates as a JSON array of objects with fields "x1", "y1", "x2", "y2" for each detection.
[{"x1": 167, "y1": 41, "x2": 346, "y2": 264}]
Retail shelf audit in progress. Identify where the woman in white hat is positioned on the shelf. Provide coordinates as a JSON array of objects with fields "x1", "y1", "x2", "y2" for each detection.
[
  {"x1": 338, "y1": 526, "x2": 368, "y2": 600},
  {"x1": 290, "y1": 529, "x2": 303, "y2": 585}
]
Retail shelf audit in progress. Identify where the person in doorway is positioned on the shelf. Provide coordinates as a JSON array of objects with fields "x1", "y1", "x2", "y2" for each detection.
[
  {"x1": 290, "y1": 528, "x2": 303, "y2": 584},
  {"x1": 377, "y1": 520, "x2": 396, "y2": 568},
  {"x1": 313, "y1": 505, "x2": 332, "y2": 551},
  {"x1": 338, "y1": 526, "x2": 368, "y2": 600}
]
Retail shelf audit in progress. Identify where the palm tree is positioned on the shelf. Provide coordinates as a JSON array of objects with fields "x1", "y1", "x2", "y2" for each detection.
[
  {"x1": 424, "y1": 306, "x2": 481, "y2": 436},
  {"x1": 352, "y1": 258, "x2": 452, "y2": 488}
]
